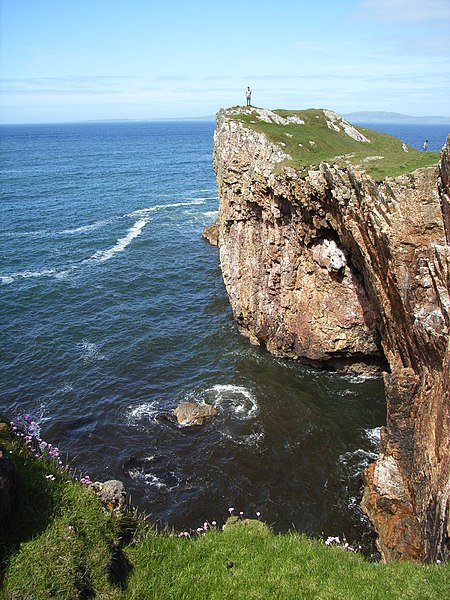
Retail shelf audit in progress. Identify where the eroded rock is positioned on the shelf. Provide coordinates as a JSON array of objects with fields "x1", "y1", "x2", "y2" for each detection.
[
  {"x1": 172, "y1": 402, "x2": 218, "y2": 426},
  {"x1": 311, "y1": 238, "x2": 347, "y2": 274},
  {"x1": 202, "y1": 221, "x2": 219, "y2": 246}
]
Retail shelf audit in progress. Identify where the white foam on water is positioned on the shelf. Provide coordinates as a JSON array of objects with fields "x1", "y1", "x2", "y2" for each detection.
[
  {"x1": 128, "y1": 468, "x2": 167, "y2": 489},
  {"x1": 88, "y1": 218, "x2": 148, "y2": 263},
  {"x1": 1, "y1": 276, "x2": 15, "y2": 285},
  {"x1": 207, "y1": 384, "x2": 259, "y2": 420},
  {"x1": 339, "y1": 447, "x2": 378, "y2": 480},
  {"x1": 60, "y1": 219, "x2": 112, "y2": 235},
  {"x1": 3, "y1": 200, "x2": 208, "y2": 285},
  {"x1": 125, "y1": 199, "x2": 206, "y2": 218},
  {"x1": 203, "y1": 210, "x2": 218, "y2": 219},
  {"x1": 1, "y1": 264, "x2": 79, "y2": 284},
  {"x1": 127, "y1": 402, "x2": 160, "y2": 423},
  {"x1": 341, "y1": 372, "x2": 379, "y2": 383},
  {"x1": 1, "y1": 229, "x2": 48, "y2": 239},
  {"x1": 185, "y1": 196, "x2": 217, "y2": 202},
  {"x1": 220, "y1": 428, "x2": 265, "y2": 449},
  {"x1": 365, "y1": 426, "x2": 381, "y2": 449},
  {"x1": 126, "y1": 455, "x2": 180, "y2": 489},
  {"x1": 78, "y1": 341, "x2": 105, "y2": 364},
  {"x1": 54, "y1": 268, "x2": 74, "y2": 279},
  {"x1": 3, "y1": 218, "x2": 148, "y2": 284},
  {"x1": 1, "y1": 268, "x2": 58, "y2": 284}
]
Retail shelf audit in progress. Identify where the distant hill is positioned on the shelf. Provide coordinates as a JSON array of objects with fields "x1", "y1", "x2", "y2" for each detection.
[{"x1": 344, "y1": 111, "x2": 450, "y2": 125}]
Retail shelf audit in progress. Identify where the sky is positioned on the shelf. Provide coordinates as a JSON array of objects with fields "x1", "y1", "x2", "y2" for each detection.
[{"x1": 1, "y1": 0, "x2": 449, "y2": 123}]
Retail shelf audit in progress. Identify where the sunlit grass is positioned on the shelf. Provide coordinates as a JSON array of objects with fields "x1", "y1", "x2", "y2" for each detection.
[{"x1": 233, "y1": 108, "x2": 440, "y2": 181}]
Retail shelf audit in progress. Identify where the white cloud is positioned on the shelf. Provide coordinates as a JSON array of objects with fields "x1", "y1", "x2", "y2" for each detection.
[{"x1": 356, "y1": 0, "x2": 450, "y2": 22}]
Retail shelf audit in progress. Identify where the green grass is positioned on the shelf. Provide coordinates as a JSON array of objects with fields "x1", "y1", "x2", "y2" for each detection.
[
  {"x1": 0, "y1": 422, "x2": 122, "y2": 599},
  {"x1": 124, "y1": 519, "x2": 449, "y2": 600},
  {"x1": 232, "y1": 108, "x2": 440, "y2": 181},
  {"x1": 1, "y1": 421, "x2": 449, "y2": 599}
]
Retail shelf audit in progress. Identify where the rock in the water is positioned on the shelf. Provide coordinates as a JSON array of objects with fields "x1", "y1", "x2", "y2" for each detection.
[
  {"x1": 172, "y1": 402, "x2": 218, "y2": 426},
  {"x1": 99, "y1": 479, "x2": 127, "y2": 511},
  {"x1": 202, "y1": 221, "x2": 219, "y2": 246}
]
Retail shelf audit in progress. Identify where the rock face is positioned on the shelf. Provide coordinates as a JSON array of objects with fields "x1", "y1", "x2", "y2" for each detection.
[
  {"x1": 211, "y1": 107, "x2": 450, "y2": 562},
  {"x1": 213, "y1": 108, "x2": 385, "y2": 373}
]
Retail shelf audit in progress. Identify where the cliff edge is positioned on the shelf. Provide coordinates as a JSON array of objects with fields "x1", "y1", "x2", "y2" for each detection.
[{"x1": 210, "y1": 106, "x2": 450, "y2": 562}]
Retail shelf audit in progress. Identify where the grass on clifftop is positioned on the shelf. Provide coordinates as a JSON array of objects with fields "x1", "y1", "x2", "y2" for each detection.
[
  {"x1": 1, "y1": 420, "x2": 449, "y2": 599},
  {"x1": 233, "y1": 108, "x2": 441, "y2": 181}
]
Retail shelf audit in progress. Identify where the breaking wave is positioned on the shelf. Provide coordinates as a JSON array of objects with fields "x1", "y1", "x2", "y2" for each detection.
[
  {"x1": 206, "y1": 384, "x2": 259, "y2": 420},
  {"x1": 89, "y1": 218, "x2": 148, "y2": 263}
]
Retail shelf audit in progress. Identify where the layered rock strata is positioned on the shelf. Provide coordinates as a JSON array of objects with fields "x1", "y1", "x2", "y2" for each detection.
[{"x1": 211, "y1": 107, "x2": 450, "y2": 562}]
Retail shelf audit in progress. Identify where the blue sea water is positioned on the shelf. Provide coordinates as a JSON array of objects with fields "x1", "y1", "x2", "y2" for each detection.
[
  {"x1": 1, "y1": 119, "x2": 447, "y2": 551},
  {"x1": 354, "y1": 122, "x2": 449, "y2": 152}
]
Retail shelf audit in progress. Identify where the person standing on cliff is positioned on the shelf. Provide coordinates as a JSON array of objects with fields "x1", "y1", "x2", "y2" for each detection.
[
  {"x1": 245, "y1": 86, "x2": 252, "y2": 107},
  {"x1": 423, "y1": 139, "x2": 429, "y2": 151}
]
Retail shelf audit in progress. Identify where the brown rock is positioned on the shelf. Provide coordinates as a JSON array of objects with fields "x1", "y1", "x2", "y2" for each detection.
[
  {"x1": 202, "y1": 221, "x2": 219, "y2": 246},
  {"x1": 214, "y1": 108, "x2": 384, "y2": 372},
  {"x1": 213, "y1": 107, "x2": 450, "y2": 562},
  {"x1": 172, "y1": 402, "x2": 218, "y2": 426}
]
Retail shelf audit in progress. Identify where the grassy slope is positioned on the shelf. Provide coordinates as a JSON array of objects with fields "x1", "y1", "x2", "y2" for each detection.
[
  {"x1": 1, "y1": 424, "x2": 449, "y2": 599},
  {"x1": 125, "y1": 520, "x2": 448, "y2": 600},
  {"x1": 233, "y1": 108, "x2": 440, "y2": 181},
  {"x1": 0, "y1": 425, "x2": 121, "y2": 598}
]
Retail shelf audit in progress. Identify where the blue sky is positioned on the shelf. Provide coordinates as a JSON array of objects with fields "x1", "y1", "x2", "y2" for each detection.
[{"x1": 1, "y1": 0, "x2": 449, "y2": 123}]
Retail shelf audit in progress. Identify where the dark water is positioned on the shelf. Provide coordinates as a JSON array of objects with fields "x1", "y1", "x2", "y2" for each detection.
[{"x1": 3, "y1": 119, "x2": 443, "y2": 551}]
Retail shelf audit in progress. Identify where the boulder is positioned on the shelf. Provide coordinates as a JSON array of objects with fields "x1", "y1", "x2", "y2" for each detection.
[
  {"x1": 172, "y1": 402, "x2": 218, "y2": 426},
  {"x1": 98, "y1": 479, "x2": 127, "y2": 511}
]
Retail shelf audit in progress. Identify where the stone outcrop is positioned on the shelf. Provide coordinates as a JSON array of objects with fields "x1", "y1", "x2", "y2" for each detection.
[
  {"x1": 210, "y1": 107, "x2": 450, "y2": 562},
  {"x1": 98, "y1": 479, "x2": 127, "y2": 511},
  {"x1": 171, "y1": 402, "x2": 218, "y2": 426},
  {"x1": 202, "y1": 222, "x2": 219, "y2": 246}
]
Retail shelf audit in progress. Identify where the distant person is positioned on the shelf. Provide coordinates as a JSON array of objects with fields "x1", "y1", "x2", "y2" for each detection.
[
  {"x1": 245, "y1": 86, "x2": 252, "y2": 107},
  {"x1": 423, "y1": 139, "x2": 429, "y2": 151}
]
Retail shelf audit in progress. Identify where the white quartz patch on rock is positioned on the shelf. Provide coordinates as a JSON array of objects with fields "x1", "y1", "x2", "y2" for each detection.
[
  {"x1": 363, "y1": 155, "x2": 384, "y2": 162},
  {"x1": 324, "y1": 110, "x2": 371, "y2": 143},
  {"x1": 311, "y1": 238, "x2": 347, "y2": 273},
  {"x1": 255, "y1": 108, "x2": 305, "y2": 126}
]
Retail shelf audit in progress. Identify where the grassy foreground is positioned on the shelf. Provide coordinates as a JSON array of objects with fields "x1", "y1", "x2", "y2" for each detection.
[
  {"x1": 1, "y1": 422, "x2": 449, "y2": 599},
  {"x1": 232, "y1": 108, "x2": 441, "y2": 180}
]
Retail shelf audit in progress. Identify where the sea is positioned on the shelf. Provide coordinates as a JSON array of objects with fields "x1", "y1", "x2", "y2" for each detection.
[{"x1": 1, "y1": 118, "x2": 448, "y2": 553}]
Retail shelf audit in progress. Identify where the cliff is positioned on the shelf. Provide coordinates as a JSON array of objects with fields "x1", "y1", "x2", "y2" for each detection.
[{"x1": 209, "y1": 106, "x2": 450, "y2": 562}]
